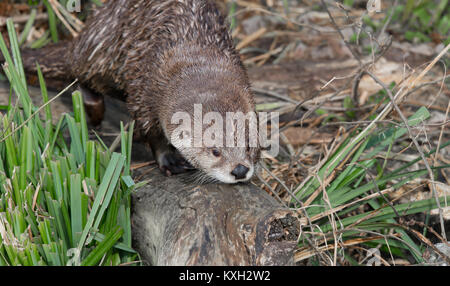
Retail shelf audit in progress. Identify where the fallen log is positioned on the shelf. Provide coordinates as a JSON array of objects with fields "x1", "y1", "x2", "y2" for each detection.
[{"x1": 131, "y1": 168, "x2": 300, "y2": 266}]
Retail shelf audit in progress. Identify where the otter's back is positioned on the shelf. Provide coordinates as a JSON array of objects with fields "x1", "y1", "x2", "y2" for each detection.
[{"x1": 68, "y1": 0, "x2": 239, "y2": 96}]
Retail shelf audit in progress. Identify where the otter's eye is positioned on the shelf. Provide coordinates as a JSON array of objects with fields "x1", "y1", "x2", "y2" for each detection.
[{"x1": 211, "y1": 148, "x2": 221, "y2": 157}]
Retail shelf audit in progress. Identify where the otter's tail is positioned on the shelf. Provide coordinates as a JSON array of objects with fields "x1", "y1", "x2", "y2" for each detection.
[{"x1": 1, "y1": 42, "x2": 70, "y2": 90}]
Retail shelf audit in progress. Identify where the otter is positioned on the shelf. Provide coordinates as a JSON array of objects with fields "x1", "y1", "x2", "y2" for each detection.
[{"x1": 4, "y1": 0, "x2": 260, "y2": 183}]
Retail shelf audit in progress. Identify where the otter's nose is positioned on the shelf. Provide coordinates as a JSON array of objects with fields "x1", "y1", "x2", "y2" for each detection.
[{"x1": 231, "y1": 164, "x2": 249, "y2": 180}]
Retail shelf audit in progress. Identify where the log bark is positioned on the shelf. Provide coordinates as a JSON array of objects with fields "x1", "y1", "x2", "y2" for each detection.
[{"x1": 131, "y1": 168, "x2": 300, "y2": 266}]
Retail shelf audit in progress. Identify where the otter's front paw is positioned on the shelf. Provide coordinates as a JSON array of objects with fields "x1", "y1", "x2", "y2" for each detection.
[{"x1": 157, "y1": 149, "x2": 194, "y2": 176}]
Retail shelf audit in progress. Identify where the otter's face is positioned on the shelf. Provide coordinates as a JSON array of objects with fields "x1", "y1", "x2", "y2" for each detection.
[
  {"x1": 176, "y1": 144, "x2": 260, "y2": 184},
  {"x1": 167, "y1": 106, "x2": 261, "y2": 183},
  {"x1": 164, "y1": 75, "x2": 260, "y2": 183}
]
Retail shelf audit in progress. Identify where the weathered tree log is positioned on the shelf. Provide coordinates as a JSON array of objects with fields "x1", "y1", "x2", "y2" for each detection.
[{"x1": 131, "y1": 168, "x2": 300, "y2": 266}]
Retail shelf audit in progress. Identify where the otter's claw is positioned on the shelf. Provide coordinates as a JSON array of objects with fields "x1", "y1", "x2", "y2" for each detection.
[
  {"x1": 157, "y1": 150, "x2": 194, "y2": 176},
  {"x1": 149, "y1": 131, "x2": 195, "y2": 176}
]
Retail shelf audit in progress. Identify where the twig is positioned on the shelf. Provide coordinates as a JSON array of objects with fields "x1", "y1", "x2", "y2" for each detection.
[
  {"x1": 0, "y1": 13, "x2": 48, "y2": 26},
  {"x1": 353, "y1": 245, "x2": 391, "y2": 266},
  {"x1": 230, "y1": 6, "x2": 336, "y2": 33},
  {"x1": 376, "y1": 0, "x2": 399, "y2": 44},
  {"x1": 47, "y1": 0, "x2": 82, "y2": 37},
  {"x1": 260, "y1": 162, "x2": 304, "y2": 206},
  {"x1": 405, "y1": 73, "x2": 450, "y2": 97},
  {"x1": 355, "y1": 162, "x2": 401, "y2": 218},
  {"x1": 320, "y1": 0, "x2": 362, "y2": 65},
  {"x1": 236, "y1": 27, "x2": 267, "y2": 50},
  {"x1": 427, "y1": 61, "x2": 447, "y2": 107},
  {"x1": 317, "y1": 174, "x2": 341, "y2": 266},
  {"x1": 294, "y1": 233, "x2": 401, "y2": 263},
  {"x1": 255, "y1": 171, "x2": 288, "y2": 208},
  {"x1": 251, "y1": 87, "x2": 299, "y2": 105}
]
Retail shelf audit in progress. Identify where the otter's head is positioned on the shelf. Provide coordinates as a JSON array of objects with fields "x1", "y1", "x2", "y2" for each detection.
[
  {"x1": 159, "y1": 59, "x2": 260, "y2": 183},
  {"x1": 162, "y1": 90, "x2": 260, "y2": 183},
  {"x1": 165, "y1": 107, "x2": 260, "y2": 183}
]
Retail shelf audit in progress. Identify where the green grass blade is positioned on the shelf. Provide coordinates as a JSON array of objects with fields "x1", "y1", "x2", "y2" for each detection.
[
  {"x1": 19, "y1": 9, "x2": 37, "y2": 46},
  {"x1": 80, "y1": 226, "x2": 123, "y2": 266}
]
